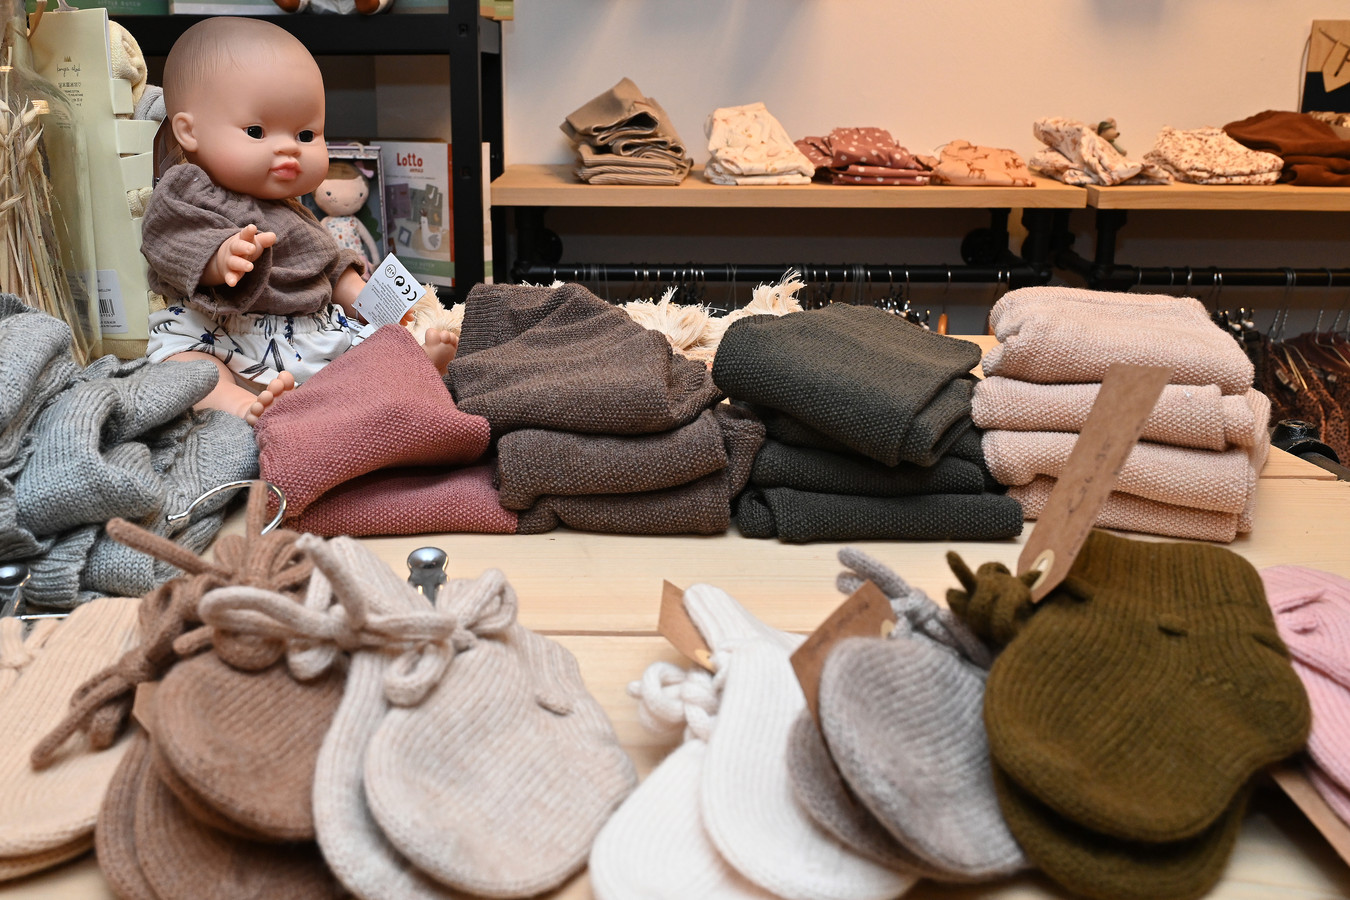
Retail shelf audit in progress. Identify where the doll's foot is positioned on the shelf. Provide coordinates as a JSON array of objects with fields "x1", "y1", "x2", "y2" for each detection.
[
  {"x1": 243, "y1": 372, "x2": 296, "y2": 425},
  {"x1": 423, "y1": 329, "x2": 458, "y2": 375},
  {"x1": 273, "y1": 0, "x2": 303, "y2": 11},
  {"x1": 353, "y1": 0, "x2": 390, "y2": 14}
]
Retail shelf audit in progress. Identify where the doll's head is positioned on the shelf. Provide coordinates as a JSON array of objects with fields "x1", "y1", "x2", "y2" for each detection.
[
  {"x1": 313, "y1": 161, "x2": 370, "y2": 217},
  {"x1": 163, "y1": 17, "x2": 328, "y2": 201}
]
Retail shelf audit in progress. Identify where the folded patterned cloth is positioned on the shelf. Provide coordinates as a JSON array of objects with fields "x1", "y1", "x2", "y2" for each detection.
[
  {"x1": 984, "y1": 429, "x2": 1265, "y2": 515},
  {"x1": 736, "y1": 488, "x2": 1023, "y2": 543},
  {"x1": 825, "y1": 171, "x2": 930, "y2": 186},
  {"x1": 1009, "y1": 475, "x2": 1250, "y2": 543},
  {"x1": 1143, "y1": 126, "x2": 1283, "y2": 185},
  {"x1": 704, "y1": 102, "x2": 814, "y2": 185},
  {"x1": 750, "y1": 439, "x2": 988, "y2": 497},
  {"x1": 983, "y1": 287, "x2": 1256, "y2": 394},
  {"x1": 1030, "y1": 117, "x2": 1172, "y2": 185},
  {"x1": 794, "y1": 129, "x2": 935, "y2": 184},
  {"x1": 972, "y1": 378, "x2": 1268, "y2": 451},
  {"x1": 714, "y1": 304, "x2": 980, "y2": 466},
  {"x1": 932, "y1": 140, "x2": 1034, "y2": 187},
  {"x1": 1224, "y1": 110, "x2": 1350, "y2": 186},
  {"x1": 450, "y1": 283, "x2": 722, "y2": 435},
  {"x1": 516, "y1": 406, "x2": 763, "y2": 535}
]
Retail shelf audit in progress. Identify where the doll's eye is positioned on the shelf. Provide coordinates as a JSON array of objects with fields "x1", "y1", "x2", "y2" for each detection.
[
  {"x1": 297, "y1": 130, "x2": 316, "y2": 143},
  {"x1": 245, "y1": 125, "x2": 264, "y2": 139}
]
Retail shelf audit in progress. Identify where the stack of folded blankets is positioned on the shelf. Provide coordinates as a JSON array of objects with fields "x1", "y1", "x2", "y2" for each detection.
[
  {"x1": 1224, "y1": 109, "x2": 1350, "y2": 186},
  {"x1": 1262, "y1": 565, "x2": 1350, "y2": 827},
  {"x1": 1029, "y1": 116, "x2": 1172, "y2": 185},
  {"x1": 794, "y1": 127, "x2": 935, "y2": 185},
  {"x1": 712, "y1": 303, "x2": 1024, "y2": 542},
  {"x1": 1143, "y1": 126, "x2": 1284, "y2": 185},
  {"x1": 449, "y1": 282, "x2": 765, "y2": 534},
  {"x1": 704, "y1": 102, "x2": 816, "y2": 185},
  {"x1": 561, "y1": 77, "x2": 692, "y2": 185},
  {"x1": 976, "y1": 286, "x2": 1271, "y2": 543},
  {"x1": 947, "y1": 531, "x2": 1311, "y2": 900}
]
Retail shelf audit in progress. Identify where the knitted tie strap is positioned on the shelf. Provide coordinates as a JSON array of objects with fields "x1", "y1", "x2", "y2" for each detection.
[{"x1": 628, "y1": 661, "x2": 720, "y2": 742}]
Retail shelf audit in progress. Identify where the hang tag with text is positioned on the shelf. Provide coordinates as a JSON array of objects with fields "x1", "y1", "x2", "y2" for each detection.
[
  {"x1": 790, "y1": 580, "x2": 897, "y2": 724},
  {"x1": 352, "y1": 252, "x2": 426, "y2": 327},
  {"x1": 658, "y1": 581, "x2": 714, "y2": 672},
  {"x1": 1017, "y1": 362, "x2": 1173, "y2": 602}
]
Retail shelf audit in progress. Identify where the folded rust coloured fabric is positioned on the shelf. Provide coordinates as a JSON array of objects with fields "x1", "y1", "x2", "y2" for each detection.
[
  {"x1": 1010, "y1": 475, "x2": 1249, "y2": 543},
  {"x1": 497, "y1": 406, "x2": 730, "y2": 511},
  {"x1": 972, "y1": 378, "x2": 1269, "y2": 452},
  {"x1": 1224, "y1": 110, "x2": 1350, "y2": 185},
  {"x1": 736, "y1": 489, "x2": 1023, "y2": 543},
  {"x1": 983, "y1": 287, "x2": 1256, "y2": 394},
  {"x1": 450, "y1": 283, "x2": 722, "y2": 436},
  {"x1": 750, "y1": 439, "x2": 988, "y2": 497},
  {"x1": 713, "y1": 304, "x2": 981, "y2": 466},
  {"x1": 255, "y1": 324, "x2": 490, "y2": 520},
  {"x1": 516, "y1": 403, "x2": 764, "y2": 535},
  {"x1": 983, "y1": 430, "x2": 1260, "y2": 515},
  {"x1": 286, "y1": 464, "x2": 517, "y2": 537}
]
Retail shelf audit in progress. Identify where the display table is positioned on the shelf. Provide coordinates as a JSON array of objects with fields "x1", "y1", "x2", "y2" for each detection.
[{"x1": 4, "y1": 340, "x2": 1349, "y2": 900}]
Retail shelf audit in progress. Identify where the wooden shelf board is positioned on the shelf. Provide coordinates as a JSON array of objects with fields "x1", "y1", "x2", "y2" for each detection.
[
  {"x1": 1086, "y1": 182, "x2": 1350, "y2": 211},
  {"x1": 492, "y1": 164, "x2": 1087, "y2": 209}
]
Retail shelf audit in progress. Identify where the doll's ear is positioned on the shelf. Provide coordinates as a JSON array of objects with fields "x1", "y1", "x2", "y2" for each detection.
[{"x1": 171, "y1": 112, "x2": 198, "y2": 153}]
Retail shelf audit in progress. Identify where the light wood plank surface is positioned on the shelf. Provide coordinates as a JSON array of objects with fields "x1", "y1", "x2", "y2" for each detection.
[
  {"x1": 492, "y1": 164, "x2": 1088, "y2": 209},
  {"x1": 1085, "y1": 182, "x2": 1350, "y2": 211}
]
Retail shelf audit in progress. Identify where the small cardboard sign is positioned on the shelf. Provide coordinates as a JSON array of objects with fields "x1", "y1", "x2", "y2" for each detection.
[
  {"x1": 790, "y1": 580, "x2": 897, "y2": 723},
  {"x1": 352, "y1": 252, "x2": 426, "y2": 328},
  {"x1": 658, "y1": 581, "x2": 713, "y2": 672},
  {"x1": 1017, "y1": 363, "x2": 1173, "y2": 602},
  {"x1": 1270, "y1": 763, "x2": 1350, "y2": 865}
]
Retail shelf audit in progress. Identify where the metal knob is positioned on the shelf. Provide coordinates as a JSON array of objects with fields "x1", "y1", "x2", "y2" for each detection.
[
  {"x1": 0, "y1": 562, "x2": 30, "y2": 619},
  {"x1": 406, "y1": 547, "x2": 448, "y2": 600}
]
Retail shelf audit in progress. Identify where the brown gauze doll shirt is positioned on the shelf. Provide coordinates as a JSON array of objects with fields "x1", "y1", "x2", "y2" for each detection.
[{"x1": 141, "y1": 163, "x2": 363, "y2": 317}]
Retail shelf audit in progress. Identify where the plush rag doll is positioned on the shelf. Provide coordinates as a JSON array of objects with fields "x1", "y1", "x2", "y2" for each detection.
[{"x1": 313, "y1": 161, "x2": 380, "y2": 273}]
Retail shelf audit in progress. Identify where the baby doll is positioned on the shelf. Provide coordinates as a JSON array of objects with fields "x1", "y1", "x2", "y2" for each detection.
[
  {"x1": 313, "y1": 160, "x2": 380, "y2": 273},
  {"x1": 141, "y1": 16, "x2": 456, "y2": 423}
]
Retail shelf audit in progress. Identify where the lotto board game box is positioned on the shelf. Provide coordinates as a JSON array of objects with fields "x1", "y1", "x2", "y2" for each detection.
[{"x1": 379, "y1": 140, "x2": 454, "y2": 287}]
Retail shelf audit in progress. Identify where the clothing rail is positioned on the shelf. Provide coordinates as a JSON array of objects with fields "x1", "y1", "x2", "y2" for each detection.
[
  {"x1": 1055, "y1": 254, "x2": 1350, "y2": 291},
  {"x1": 512, "y1": 262, "x2": 1048, "y2": 291}
]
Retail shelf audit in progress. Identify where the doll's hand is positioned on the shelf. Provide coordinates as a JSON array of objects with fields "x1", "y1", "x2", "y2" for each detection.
[{"x1": 207, "y1": 224, "x2": 278, "y2": 288}]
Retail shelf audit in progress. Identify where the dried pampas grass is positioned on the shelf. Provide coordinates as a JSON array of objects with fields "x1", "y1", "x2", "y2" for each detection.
[{"x1": 622, "y1": 287, "x2": 710, "y2": 352}]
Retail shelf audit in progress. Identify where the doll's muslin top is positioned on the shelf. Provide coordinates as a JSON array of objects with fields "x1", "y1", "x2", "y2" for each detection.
[{"x1": 141, "y1": 163, "x2": 364, "y2": 318}]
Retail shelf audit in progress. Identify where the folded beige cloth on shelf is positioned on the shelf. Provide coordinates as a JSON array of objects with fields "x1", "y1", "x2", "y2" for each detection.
[
  {"x1": 1143, "y1": 126, "x2": 1283, "y2": 185},
  {"x1": 704, "y1": 102, "x2": 814, "y2": 185},
  {"x1": 983, "y1": 287, "x2": 1256, "y2": 394},
  {"x1": 562, "y1": 77, "x2": 687, "y2": 157},
  {"x1": 1009, "y1": 475, "x2": 1251, "y2": 543},
  {"x1": 983, "y1": 429, "x2": 1263, "y2": 515},
  {"x1": 972, "y1": 378, "x2": 1268, "y2": 451},
  {"x1": 1029, "y1": 117, "x2": 1172, "y2": 185}
]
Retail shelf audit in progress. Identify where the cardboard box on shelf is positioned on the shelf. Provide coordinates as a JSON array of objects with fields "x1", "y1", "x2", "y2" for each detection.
[
  {"x1": 299, "y1": 141, "x2": 388, "y2": 276},
  {"x1": 167, "y1": 0, "x2": 282, "y2": 14},
  {"x1": 379, "y1": 140, "x2": 454, "y2": 287}
]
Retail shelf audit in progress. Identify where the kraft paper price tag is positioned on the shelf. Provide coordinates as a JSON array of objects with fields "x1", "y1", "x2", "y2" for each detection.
[
  {"x1": 132, "y1": 681, "x2": 158, "y2": 736},
  {"x1": 1017, "y1": 363, "x2": 1173, "y2": 603},
  {"x1": 790, "y1": 581, "x2": 896, "y2": 724},
  {"x1": 1270, "y1": 764, "x2": 1350, "y2": 865},
  {"x1": 352, "y1": 253, "x2": 426, "y2": 327},
  {"x1": 658, "y1": 581, "x2": 714, "y2": 672}
]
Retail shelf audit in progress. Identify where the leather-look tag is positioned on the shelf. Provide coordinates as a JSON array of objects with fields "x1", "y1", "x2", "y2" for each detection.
[{"x1": 791, "y1": 581, "x2": 896, "y2": 724}]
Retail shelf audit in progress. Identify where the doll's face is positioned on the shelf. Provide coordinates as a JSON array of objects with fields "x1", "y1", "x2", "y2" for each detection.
[
  {"x1": 314, "y1": 174, "x2": 368, "y2": 217},
  {"x1": 172, "y1": 45, "x2": 328, "y2": 200}
]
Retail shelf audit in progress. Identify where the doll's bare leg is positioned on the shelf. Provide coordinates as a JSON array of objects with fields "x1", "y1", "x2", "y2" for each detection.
[
  {"x1": 422, "y1": 328, "x2": 459, "y2": 375},
  {"x1": 165, "y1": 351, "x2": 295, "y2": 424}
]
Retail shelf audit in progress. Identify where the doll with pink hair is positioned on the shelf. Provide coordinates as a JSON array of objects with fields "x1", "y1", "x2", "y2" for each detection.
[{"x1": 141, "y1": 16, "x2": 456, "y2": 423}]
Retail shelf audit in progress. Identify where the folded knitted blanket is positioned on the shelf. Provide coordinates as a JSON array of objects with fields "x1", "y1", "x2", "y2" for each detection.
[
  {"x1": 983, "y1": 287, "x2": 1255, "y2": 394},
  {"x1": 1009, "y1": 476, "x2": 1250, "y2": 543},
  {"x1": 450, "y1": 283, "x2": 722, "y2": 435},
  {"x1": 983, "y1": 430, "x2": 1263, "y2": 515},
  {"x1": 1143, "y1": 126, "x2": 1283, "y2": 185},
  {"x1": 0, "y1": 296, "x2": 258, "y2": 609},
  {"x1": 516, "y1": 405, "x2": 763, "y2": 535},
  {"x1": 972, "y1": 378, "x2": 1268, "y2": 451},
  {"x1": 750, "y1": 439, "x2": 987, "y2": 497},
  {"x1": 736, "y1": 488, "x2": 1023, "y2": 543}
]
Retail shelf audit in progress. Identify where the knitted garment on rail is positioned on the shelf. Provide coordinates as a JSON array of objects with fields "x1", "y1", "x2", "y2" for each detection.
[
  {"x1": 1029, "y1": 117, "x2": 1172, "y2": 186},
  {"x1": 1224, "y1": 110, "x2": 1350, "y2": 186},
  {"x1": 983, "y1": 287, "x2": 1256, "y2": 394},
  {"x1": 703, "y1": 102, "x2": 814, "y2": 184},
  {"x1": 515, "y1": 404, "x2": 763, "y2": 535},
  {"x1": 947, "y1": 531, "x2": 1310, "y2": 899},
  {"x1": 931, "y1": 140, "x2": 1035, "y2": 187},
  {"x1": 713, "y1": 305, "x2": 981, "y2": 466},
  {"x1": 749, "y1": 439, "x2": 988, "y2": 497},
  {"x1": 450, "y1": 283, "x2": 722, "y2": 435},
  {"x1": 1008, "y1": 476, "x2": 1251, "y2": 543},
  {"x1": 972, "y1": 377, "x2": 1268, "y2": 452},
  {"x1": 256, "y1": 324, "x2": 491, "y2": 523},
  {"x1": 0, "y1": 297, "x2": 258, "y2": 609},
  {"x1": 983, "y1": 429, "x2": 1265, "y2": 514},
  {"x1": 1143, "y1": 126, "x2": 1283, "y2": 185},
  {"x1": 735, "y1": 488, "x2": 1023, "y2": 543}
]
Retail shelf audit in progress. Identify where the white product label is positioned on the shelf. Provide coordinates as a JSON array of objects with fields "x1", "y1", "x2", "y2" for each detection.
[
  {"x1": 97, "y1": 269, "x2": 129, "y2": 334},
  {"x1": 352, "y1": 253, "x2": 426, "y2": 327}
]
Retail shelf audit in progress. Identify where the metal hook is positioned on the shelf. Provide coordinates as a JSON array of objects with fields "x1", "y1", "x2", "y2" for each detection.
[
  {"x1": 406, "y1": 547, "x2": 448, "y2": 600},
  {"x1": 166, "y1": 480, "x2": 287, "y2": 535}
]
